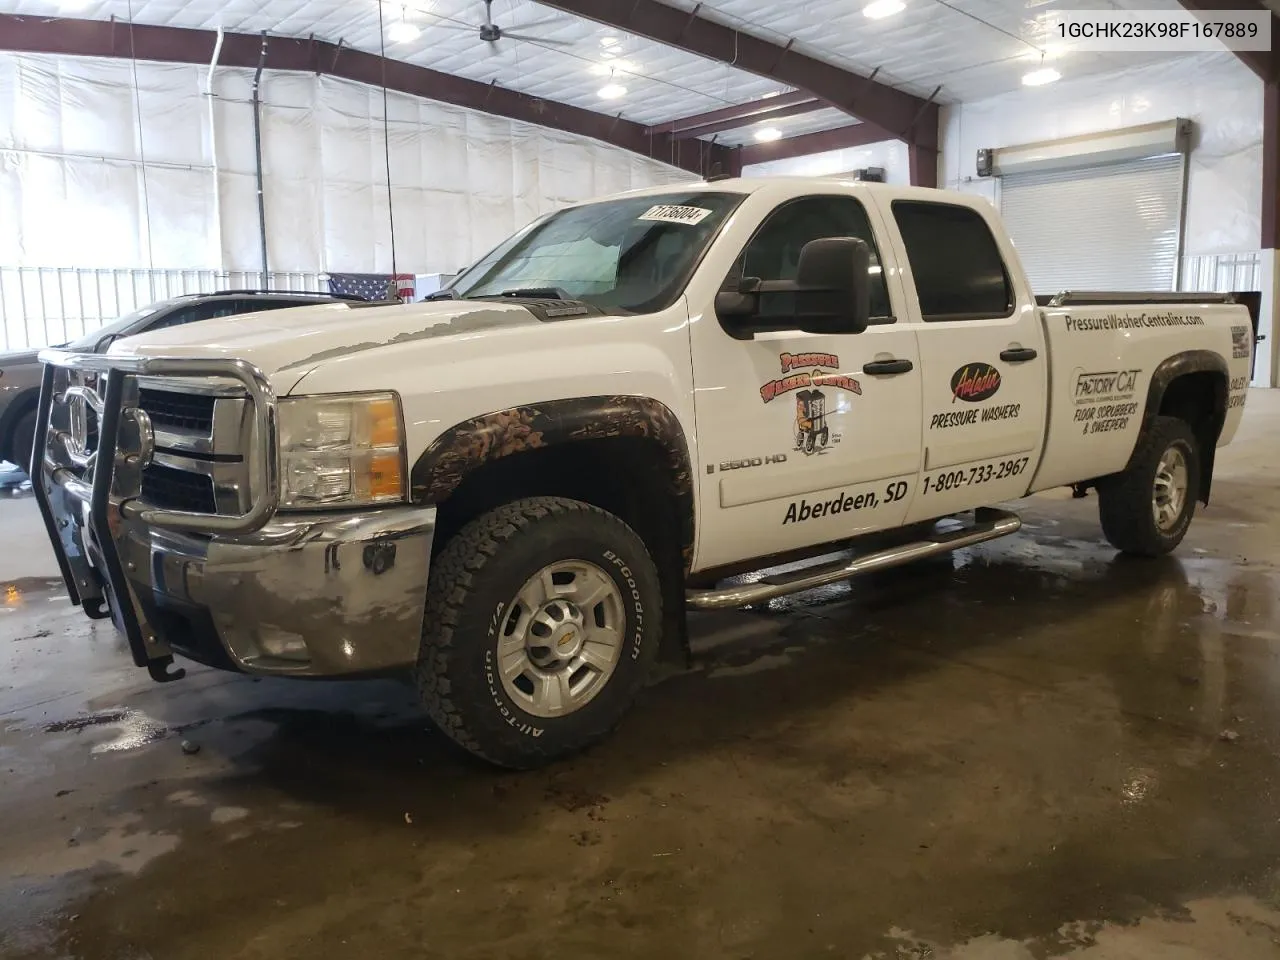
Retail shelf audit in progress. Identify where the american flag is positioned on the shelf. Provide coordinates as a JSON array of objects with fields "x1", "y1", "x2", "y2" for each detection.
[{"x1": 327, "y1": 273, "x2": 416, "y2": 301}]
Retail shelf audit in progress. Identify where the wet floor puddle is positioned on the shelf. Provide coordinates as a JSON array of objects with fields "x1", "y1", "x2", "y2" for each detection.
[{"x1": 44, "y1": 708, "x2": 170, "y2": 754}]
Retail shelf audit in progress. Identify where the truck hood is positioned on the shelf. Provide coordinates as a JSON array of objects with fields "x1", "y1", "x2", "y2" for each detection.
[{"x1": 106, "y1": 300, "x2": 546, "y2": 392}]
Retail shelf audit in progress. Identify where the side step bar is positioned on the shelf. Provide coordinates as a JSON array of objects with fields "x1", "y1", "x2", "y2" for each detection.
[{"x1": 685, "y1": 507, "x2": 1022, "y2": 611}]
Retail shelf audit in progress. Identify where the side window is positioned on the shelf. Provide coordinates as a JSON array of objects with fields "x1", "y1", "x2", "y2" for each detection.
[
  {"x1": 235, "y1": 298, "x2": 290, "y2": 314},
  {"x1": 892, "y1": 201, "x2": 1013, "y2": 321},
  {"x1": 145, "y1": 301, "x2": 239, "y2": 332},
  {"x1": 238, "y1": 298, "x2": 327, "y2": 314},
  {"x1": 724, "y1": 196, "x2": 893, "y2": 323}
]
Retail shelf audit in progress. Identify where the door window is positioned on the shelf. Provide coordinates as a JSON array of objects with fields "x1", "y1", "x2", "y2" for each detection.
[
  {"x1": 891, "y1": 201, "x2": 1013, "y2": 321},
  {"x1": 723, "y1": 196, "x2": 893, "y2": 323}
]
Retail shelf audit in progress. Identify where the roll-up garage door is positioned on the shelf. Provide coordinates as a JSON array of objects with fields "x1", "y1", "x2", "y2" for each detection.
[{"x1": 999, "y1": 154, "x2": 1185, "y2": 295}]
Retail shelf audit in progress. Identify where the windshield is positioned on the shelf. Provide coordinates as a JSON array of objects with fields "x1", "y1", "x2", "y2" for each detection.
[
  {"x1": 448, "y1": 191, "x2": 746, "y2": 314},
  {"x1": 65, "y1": 302, "x2": 166, "y2": 350}
]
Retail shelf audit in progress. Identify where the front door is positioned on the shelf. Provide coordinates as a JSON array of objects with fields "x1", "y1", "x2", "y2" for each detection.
[
  {"x1": 885, "y1": 199, "x2": 1049, "y2": 524},
  {"x1": 689, "y1": 193, "x2": 923, "y2": 572}
]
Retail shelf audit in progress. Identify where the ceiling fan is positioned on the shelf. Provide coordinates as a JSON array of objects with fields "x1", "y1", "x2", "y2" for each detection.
[{"x1": 432, "y1": 0, "x2": 575, "y2": 53}]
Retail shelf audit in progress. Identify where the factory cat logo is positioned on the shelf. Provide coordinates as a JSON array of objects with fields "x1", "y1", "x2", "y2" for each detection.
[{"x1": 950, "y1": 362, "x2": 1001, "y2": 403}]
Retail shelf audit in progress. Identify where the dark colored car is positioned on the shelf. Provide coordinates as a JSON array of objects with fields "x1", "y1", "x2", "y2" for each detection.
[{"x1": 0, "y1": 290, "x2": 369, "y2": 474}]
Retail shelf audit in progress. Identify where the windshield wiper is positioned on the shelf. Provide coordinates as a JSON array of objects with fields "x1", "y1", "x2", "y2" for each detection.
[{"x1": 423, "y1": 289, "x2": 459, "y2": 301}]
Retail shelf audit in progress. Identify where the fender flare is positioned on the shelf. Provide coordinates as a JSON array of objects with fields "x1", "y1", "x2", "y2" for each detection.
[
  {"x1": 410, "y1": 395, "x2": 695, "y2": 567},
  {"x1": 1128, "y1": 349, "x2": 1228, "y2": 500}
]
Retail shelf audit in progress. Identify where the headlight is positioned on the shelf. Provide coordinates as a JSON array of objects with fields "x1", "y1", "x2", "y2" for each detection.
[{"x1": 278, "y1": 393, "x2": 406, "y2": 508}]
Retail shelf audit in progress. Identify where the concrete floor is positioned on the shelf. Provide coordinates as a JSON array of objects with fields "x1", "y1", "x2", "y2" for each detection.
[{"x1": 3, "y1": 394, "x2": 1280, "y2": 960}]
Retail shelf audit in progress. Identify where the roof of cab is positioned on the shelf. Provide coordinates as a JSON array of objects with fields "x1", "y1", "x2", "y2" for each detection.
[{"x1": 597, "y1": 175, "x2": 960, "y2": 205}]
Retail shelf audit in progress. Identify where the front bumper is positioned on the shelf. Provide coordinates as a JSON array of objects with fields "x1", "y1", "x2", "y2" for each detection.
[
  {"x1": 119, "y1": 506, "x2": 436, "y2": 676},
  {"x1": 32, "y1": 350, "x2": 434, "y2": 680}
]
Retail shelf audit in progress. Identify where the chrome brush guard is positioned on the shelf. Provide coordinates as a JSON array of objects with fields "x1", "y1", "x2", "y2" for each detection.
[{"x1": 32, "y1": 350, "x2": 279, "y2": 681}]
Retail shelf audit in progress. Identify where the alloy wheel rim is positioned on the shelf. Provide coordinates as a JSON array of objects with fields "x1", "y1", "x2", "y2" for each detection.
[
  {"x1": 495, "y1": 559, "x2": 625, "y2": 719},
  {"x1": 1152, "y1": 445, "x2": 1189, "y2": 533}
]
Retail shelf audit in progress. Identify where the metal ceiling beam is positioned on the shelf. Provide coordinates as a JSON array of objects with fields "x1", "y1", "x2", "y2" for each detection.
[
  {"x1": 908, "y1": 143, "x2": 938, "y2": 189},
  {"x1": 646, "y1": 91, "x2": 824, "y2": 140},
  {"x1": 535, "y1": 0, "x2": 936, "y2": 149},
  {"x1": 738, "y1": 123, "x2": 890, "y2": 167},
  {"x1": 1175, "y1": 0, "x2": 1279, "y2": 82},
  {"x1": 0, "y1": 14, "x2": 736, "y2": 178}
]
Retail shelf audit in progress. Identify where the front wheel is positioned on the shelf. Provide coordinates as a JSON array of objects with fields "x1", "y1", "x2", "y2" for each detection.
[
  {"x1": 416, "y1": 497, "x2": 662, "y2": 769},
  {"x1": 1097, "y1": 415, "x2": 1200, "y2": 557}
]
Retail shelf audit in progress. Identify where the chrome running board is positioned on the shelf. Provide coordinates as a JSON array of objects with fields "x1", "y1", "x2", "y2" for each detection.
[{"x1": 685, "y1": 507, "x2": 1022, "y2": 611}]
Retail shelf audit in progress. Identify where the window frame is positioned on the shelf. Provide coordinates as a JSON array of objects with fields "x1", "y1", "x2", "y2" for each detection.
[
  {"x1": 890, "y1": 199, "x2": 1016, "y2": 323},
  {"x1": 718, "y1": 193, "x2": 898, "y2": 331}
]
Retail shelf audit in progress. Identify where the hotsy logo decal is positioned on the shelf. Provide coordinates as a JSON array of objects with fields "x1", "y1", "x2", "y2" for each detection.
[{"x1": 950, "y1": 363, "x2": 1001, "y2": 403}]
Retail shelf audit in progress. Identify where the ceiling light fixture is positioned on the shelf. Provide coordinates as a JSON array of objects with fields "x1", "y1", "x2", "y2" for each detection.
[
  {"x1": 597, "y1": 83, "x2": 628, "y2": 100},
  {"x1": 863, "y1": 0, "x2": 905, "y2": 19},
  {"x1": 388, "y1": 20, "x2": 421, "y2": 43},
  {"x1": 754, "y1": 127, "x2": 783, "y2": 143},
  {"x1": 1022, "y1": 66, "x2": 1061, "y2": 86},
  {"x1": 600, "y1": 36, "x2": 620, "y2": 48}
]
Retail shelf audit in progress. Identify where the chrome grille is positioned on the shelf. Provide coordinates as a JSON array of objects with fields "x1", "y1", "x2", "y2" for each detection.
[
  {"x1": 141, "y1": 462, "x2": 218, "y2": 514},
  {"x1": 45, "y1": 371, "x2": 257, "y2": 519},
  {"x1": 135, "y1": 382, "x2": 254, "y2": 517},
  {"x1": 38, "y1": 352, "x2": 279, "y2": 537},
  {"x1": 138, "y1": 389, "x2": 216, "y2": 433}
]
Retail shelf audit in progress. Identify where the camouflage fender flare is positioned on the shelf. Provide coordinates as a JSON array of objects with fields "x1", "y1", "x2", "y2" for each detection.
[{"x1": 410, "y1": 396, "x2": 695, "y2": 570}]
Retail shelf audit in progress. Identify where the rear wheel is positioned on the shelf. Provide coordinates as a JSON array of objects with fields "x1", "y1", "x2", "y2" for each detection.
[
  {"x1": 416, "y1": 497, "x2": 662, "y2": 769},
  {"x1": 1098, "y1": 415, "x2": 1200, "y2": 557}
]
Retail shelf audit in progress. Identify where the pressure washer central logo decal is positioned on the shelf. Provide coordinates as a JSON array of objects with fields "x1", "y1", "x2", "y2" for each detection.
[
  {"x1": 759, "y1": 352, "x2": 860, "y2": 457},
  {"x1": 760, "y1": 352, "x2": 862, "y2": 403},
  {"x1": 950, "y1": 362, "x2": 1001, "y2": 403}
]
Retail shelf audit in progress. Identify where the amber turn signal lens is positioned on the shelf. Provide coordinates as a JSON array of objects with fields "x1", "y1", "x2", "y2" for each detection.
[
  {"x1": 368, "y1": 397, "x2": 401, "y2": 448},
  {"x1": 368, "y1": 452, "x2": 403, "y2": 501}
]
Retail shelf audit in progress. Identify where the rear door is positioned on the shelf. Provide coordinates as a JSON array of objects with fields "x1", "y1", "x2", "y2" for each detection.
[{"x1": 883, "y1": 198, "x2": 1048, "y2": 524}]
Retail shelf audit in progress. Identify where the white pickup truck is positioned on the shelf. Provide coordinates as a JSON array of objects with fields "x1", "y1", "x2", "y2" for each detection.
[{"x1": 33, "y1": 177, "x2": 1258, "y2": 768}]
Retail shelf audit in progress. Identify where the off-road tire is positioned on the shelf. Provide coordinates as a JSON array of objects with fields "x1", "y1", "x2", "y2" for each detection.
[
  {"x1": 11, "y1": 409, "x2": 36, "y2": 475},
  {"x1": 1098, "y1": 415, "x2": 1200, "y2": 557},
  {"x1": 416, "y1": 496, "x2": 662, "y2": 769}
]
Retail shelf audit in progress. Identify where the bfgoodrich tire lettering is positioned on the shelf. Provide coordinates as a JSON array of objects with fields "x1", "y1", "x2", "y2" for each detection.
[
  {"x1": 1097, "y1": 415, "x2": 1200, "y2": 557},
  {"x1": 416, "y1": 496, "x2": 661, "y2": 769}
]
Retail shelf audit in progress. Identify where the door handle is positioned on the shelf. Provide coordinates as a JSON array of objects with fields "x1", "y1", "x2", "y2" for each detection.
[
  {"x1": 862, "y1": 358, "x2": 914, "y2": 375},
  {"x1": 1000, "y1": 347, "x2": 1038, "y2": 363}
]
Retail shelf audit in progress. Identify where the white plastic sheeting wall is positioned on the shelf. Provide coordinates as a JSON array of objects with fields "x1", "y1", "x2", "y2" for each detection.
[
  {"x1": 742, "y1": 137, "x2": 910, "y2": 183},
  {"x1": 940, "y1": 53, "x2": 1263, "y2": 259},
  {"x1": 0, "y1": 52, "x2": 694, "y2": 279}
]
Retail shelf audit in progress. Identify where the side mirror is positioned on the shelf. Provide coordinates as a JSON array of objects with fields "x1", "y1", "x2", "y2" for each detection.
[{"x1": 714, "y1": 237, "x2": 872, "y2": 338}]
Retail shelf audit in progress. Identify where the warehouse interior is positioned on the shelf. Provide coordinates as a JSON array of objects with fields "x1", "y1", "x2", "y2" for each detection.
[{"x1": 3, "y1": 1, "x2": 1280, "y2": 957}]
